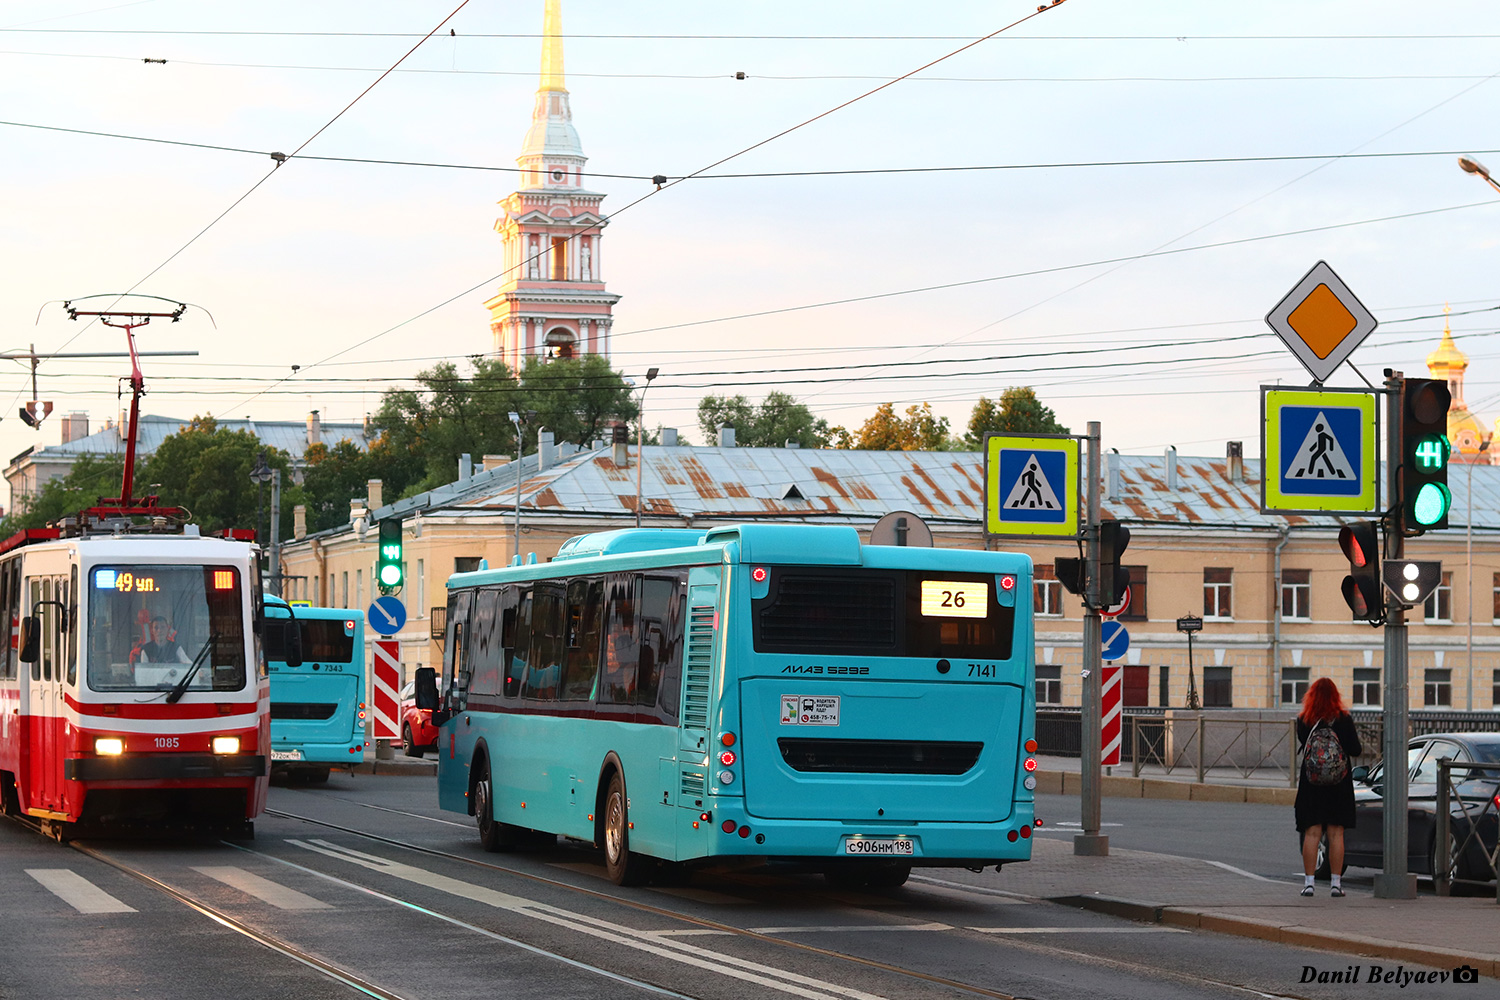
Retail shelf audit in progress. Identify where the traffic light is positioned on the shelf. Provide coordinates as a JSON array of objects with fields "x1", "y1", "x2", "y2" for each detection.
[
  {"x1": 1381, "y1": 559, "x2": 1443, "y2": 607},
  {"x1": 1054, "y1": 557, "x2": 1083, "y2": 596},
  {"x1": 1338, "y1": 520, "x2": 1382, "y2": 621},
  {"x1": 376, "y1": 518, "x2": 403, "y2": 594},
  {"x1": 1401, "y1": 377, "x2": 1453, "y2": 532},
  {"x1": 1099, "y1": 521, "x2": 1131, "y2": 609}
]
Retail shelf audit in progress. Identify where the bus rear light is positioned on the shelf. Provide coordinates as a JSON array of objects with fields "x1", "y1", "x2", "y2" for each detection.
[
  {"x1": 1023, "y1": 776, "x2": 1037, "y2": 791},
  {"x1": 718, "y1": 770, "x2": 735, "y2": 785},
  {"x1": 1020, "y1": 825, "x2": 1031, "y2": 839},
  {"x1": 349, "y1": 746, "x2": 360, "y2": 754},
  {"x1": 699, "y1": 812, "x2": 711, "y2": 822},
  {"x1": 692, "y1": 821, "x2": 699, "y2": 829},
  {"x1": 212, "y1": 737, "x2": 240, "y2": 755},
  {"x1": 94, "y1": 738, "x2": 124, "y2": 755},
  {"x1": 720, "y1": 732, "x2": 735, "y2": 746},
  {"x1": 1007, "y1": 830, "x2": 1018, "y2": 842},
  {"x1": 722, "y1": 820, "x2": 737, "y2": 834},
  {"x1": 1034, "y1": 818, "x2": 1043, "y2": 827},
  {"x1": 345, "y1": 620, "x2": 357, "y2": 632},
  {"x1": 738, "y1": 826, "x2": 751, "y2": 839},
  {"x1": 1023, "y1": 757, "x2": 1037, "y2": 772},
  {"x1": 718, "y1": 749, "x2": 736, "y2": 766},
  {"x1": 751, "y1": 567, "x2": 768, "y2": 583},
  {"x1": 1000, "y1": 574, "x2": 1016, "y2": 591},
  {"x1": 1025, "y1": 739, "x2": 1038, "y2": 753},
  {"x1": 359, "y1": 711, "x2": 367, "y2": 720}
]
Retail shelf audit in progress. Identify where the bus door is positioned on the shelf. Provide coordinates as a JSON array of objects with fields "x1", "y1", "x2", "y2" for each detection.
[
  {"x1": 435, "y1": 591, "x2": 474, "y2": 815},
  {"x1": 24, "y1": 574, "x2": 66, "y2": 813}
]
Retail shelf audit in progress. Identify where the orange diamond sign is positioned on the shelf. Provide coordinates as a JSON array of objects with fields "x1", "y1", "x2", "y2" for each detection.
[{"x1": 1266, "y1": 261, "x2": 1377, "y2": 383}]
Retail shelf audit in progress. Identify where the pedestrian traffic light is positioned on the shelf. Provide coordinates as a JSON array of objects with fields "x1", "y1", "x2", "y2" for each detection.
[
  {"x1": 1053, "y1": 556, "x2": 1084, "y2": 596},
  {"x1": 1338, "y1": 520, "x2": 1382, "y2": 621},
  {"x1": 1401, "y1": 377, "x2": 1453, "y2": 533},
  {"x1": 376, "y1": 518, "x2": 403, "y2": 594},
  {"x1": 1381, "y1": 559, "x2": 1443, "y2": 607},
  {"x1": 1099, "y1": 520, "x2": 1131, "y2": 609}
]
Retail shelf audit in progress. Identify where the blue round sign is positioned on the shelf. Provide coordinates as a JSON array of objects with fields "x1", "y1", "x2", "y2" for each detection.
[
  {"x1": 367, "y1": 595, "x2": 407, "y2": 636},
  {"x1": 1101, "y1": 620, "x2": 1130, "y2": 662}
]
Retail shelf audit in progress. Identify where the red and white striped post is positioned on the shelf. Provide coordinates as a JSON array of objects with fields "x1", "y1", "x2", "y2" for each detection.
[
  {"x1": 372, "y1": 640, "x2": 401, "y2": 746},
  {"x1": 1101, "y1": 663, "x2": 1122, "y2": 767}
]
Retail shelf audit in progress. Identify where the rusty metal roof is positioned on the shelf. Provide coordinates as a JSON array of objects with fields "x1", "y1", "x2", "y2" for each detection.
[{"x1": 363, "y1": 446, "x2": 1500, "y2": 534}]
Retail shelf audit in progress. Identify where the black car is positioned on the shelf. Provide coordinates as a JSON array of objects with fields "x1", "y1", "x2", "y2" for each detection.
[{"x1": 1334, "y1": 732, "x2": 1500, "y2": 883}]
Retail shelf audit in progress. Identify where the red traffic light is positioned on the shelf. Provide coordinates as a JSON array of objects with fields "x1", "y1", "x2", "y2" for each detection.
[
  {"x1": 1338, "y1": 520, "x2": 1382, "y2": 622},
  {"x1": 1338, "y1": 523, "x2": 1376, "y2": 568}
]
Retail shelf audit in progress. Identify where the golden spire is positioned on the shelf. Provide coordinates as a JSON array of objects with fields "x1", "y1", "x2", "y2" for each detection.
[
  {"x1": 1426, "y1": 302, "x2": 1468, "y2": 374},
  {"x1": 539, "y1": 0, "x2": 566, "y2": 92}
]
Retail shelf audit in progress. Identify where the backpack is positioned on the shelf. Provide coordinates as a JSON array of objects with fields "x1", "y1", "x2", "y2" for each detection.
[{"x1": 1303, "y1": 720, "x2": 1348, "y2": 786}]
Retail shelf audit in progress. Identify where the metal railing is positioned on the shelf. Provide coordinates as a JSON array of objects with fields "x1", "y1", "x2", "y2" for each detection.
[
  {"x1": 1128, "y1": 716, "x2": 1299, "y2": 784},
  {"x1": 1434, "y1": 759, "x2": 1500, "y2": 898}
]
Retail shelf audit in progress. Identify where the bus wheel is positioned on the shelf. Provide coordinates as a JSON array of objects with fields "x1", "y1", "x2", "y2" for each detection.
[
  {"x1": 826, "y1": 862, "x2": 910, "y2": 889},
  {"x1": 603, "y1": 773, "x2": 652, "y2": 886},
  {"x1": 474, "y1": 760, "x2": 523, "y2": 853},
  {"x1": 306, "y1": 768, "x2": 330, "y2": 785},
  {"x1": 403, "y1": 724, "x2": 423, "y2": 758},
  {"x1": 867, "y1": 863, "x2": 911, "y2": 889}
]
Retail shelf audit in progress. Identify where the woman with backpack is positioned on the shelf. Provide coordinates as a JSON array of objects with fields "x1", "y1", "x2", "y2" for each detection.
[{"x1": 1296, "y1": 677, "x2": 1362, "y2": 897}]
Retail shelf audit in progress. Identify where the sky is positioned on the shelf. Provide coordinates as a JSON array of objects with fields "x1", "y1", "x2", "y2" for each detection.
[{"x1": 3, "y1": 0, "x2": 1500, "y2": 509}]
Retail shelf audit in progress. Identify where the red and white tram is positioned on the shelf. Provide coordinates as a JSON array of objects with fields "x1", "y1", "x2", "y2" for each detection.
[{"x1": 0, "y1": 523, "x2": 273, "y2": 838}]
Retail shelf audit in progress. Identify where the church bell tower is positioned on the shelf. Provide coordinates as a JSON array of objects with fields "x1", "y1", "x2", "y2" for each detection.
[{"x1": 486, "y1": 0, "x2": 620, "y2": 369}]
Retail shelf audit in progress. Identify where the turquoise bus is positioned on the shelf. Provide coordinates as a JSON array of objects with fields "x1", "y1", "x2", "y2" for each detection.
[
  {"x1": 265, "y1": 597, "x2": 367, "y2": 783},
  {"x1": 416, "y1": 523, "x2": 1037, "y2": 887}
]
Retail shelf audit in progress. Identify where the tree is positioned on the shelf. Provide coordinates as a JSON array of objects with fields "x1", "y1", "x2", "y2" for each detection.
[
  {"x1": 0, "y1": 453, "x2": 126, "y2": 533},
  {"x1": 141, "y1": 417, "x2": 293, "y2": 534},
  {"x1": 697, "y1": 391, "x2": 830, "y2": 448},
  {"x1": 517, "y1": 354, "x2": 637, "y2": 449},
  {"x1": 832, "y1": 402, "x2": 951, "y2": 451},
  {"x1": 964, "y1": 387, "x2": 1069, "y2": 448},
  {"x1": 291, "y1": 435, "x2": 422, "y2": 535}
]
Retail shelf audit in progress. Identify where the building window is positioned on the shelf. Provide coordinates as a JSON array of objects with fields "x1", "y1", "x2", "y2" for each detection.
[
  {"x1": 1424, "y1": 668, "x2": 1452, "y2": 707},
  {"x1": 1423, "y1": 571, "x2": 1453, "y2": 623},
  {"x1": 356, "y1": 569, "x2": 363, "y2": 610},
  {"x1": 1203, "y1": 666, "x2": 1233, "y2": 707},
  {"x1": 417, "y1": 559, "x2": 425, "y2": 618},
  {"x1": 1281, "y1": 666, "x2": 1309, "y2": 705},
  {"x1": 1034, "y1": 564, "x2": 1062, "y2": 617},
  {"x1": 551, "y1": 237, "x2": 569, "y2": 280},
  {"x1": 455, "y1": 557, "x2": 481, "y2": 574},
  {"x1": 341, "y1": 572, "x2": 348, "y2": 609},
  {"x1": 1121, "y1": 565, "x2": 1148, "y2": 620},
  {"x1": 1158, "y1": 665, "x2": 1170, "y2": 707},
  {"x1": 1351, "y1": 667, "x2": 1381, "y2": 706},
  {"x1": 1204, "y1": 568, "x2": 1232, "y2": 619},
  {"x1": 1281, "y1": 569, "x2": 1311, "y2": 621},
  {"x1": 1036, "y1": 664, "x2": 1062, "y2": 705},
  {"x1": 1492, "y1": 669, "x2": 1500, "y2": 708},
  {"x1": 1493, "y1": 572, "x2": 1500, "y2": 622}
]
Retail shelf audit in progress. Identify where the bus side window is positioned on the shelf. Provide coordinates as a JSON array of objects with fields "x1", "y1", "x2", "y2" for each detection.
[
  {"x1": 505, "y1": 588, "x2": 531, "y2": 698},
  {"x1": 601, "y1": 574, "x2": 639, "y2": 704},
  {"x1": 561, "y1": 578, "x2": 603, "y2": 701},
  {"x1": 636, "y1": 575, "x2": 677, "y2": 708},
  {"x1": 655, "y1": 578, "x2": 688, "y2": 720},
  {"x1": 443, "y1": 592, "x2": 473, "y2": 712},
  {"x1": 468, "y1": 588, "x2": 502, "y2": 701},
  {"x1": 524, "y1": 584, "x2": 565, "y2": 701}
]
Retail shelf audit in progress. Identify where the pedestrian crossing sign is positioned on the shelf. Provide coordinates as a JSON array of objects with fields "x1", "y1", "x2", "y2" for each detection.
[
  {"x1": 1262, "y1": 386, "x2": 1378, "y2": 514},
  {"x1": 985, "y1": 433, "x2": 1080, "y2": 538}
]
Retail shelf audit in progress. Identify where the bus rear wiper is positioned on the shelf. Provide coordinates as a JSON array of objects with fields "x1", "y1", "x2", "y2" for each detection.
[{"x1": 165, "y1": 633, "x2": 219, "y2": 704}]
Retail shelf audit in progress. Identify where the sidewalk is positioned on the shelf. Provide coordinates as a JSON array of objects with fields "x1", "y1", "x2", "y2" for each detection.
[
  {"x1": 1028, "y1": 754, "x2": 1499, "y2": 976},
  {"x1": 351, "y1": 745, "x2": 437, "y2": 776}
]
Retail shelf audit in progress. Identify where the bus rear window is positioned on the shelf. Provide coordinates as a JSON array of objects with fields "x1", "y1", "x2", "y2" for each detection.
[
  {"x1": 265, "y1": 619, "x2": 355, "y2": 663},
  {"x1": 752, "y1": 569, "x2": 1014, "y2": 660}
]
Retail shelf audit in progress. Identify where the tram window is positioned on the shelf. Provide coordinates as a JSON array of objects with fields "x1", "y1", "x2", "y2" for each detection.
[
  {"x1": 0, "y1": 561, "x2": 10, "y2": 681},
  {"x1": 66, "y1": 567, "x2": 77, "y2": 686},
  {"x1": 29, "y1": 579, "x2": 40, "y2": 681},
  {"x1": 41, "y1": 578, "x2": 54, "y2": 682},
  {"x1": 561, "y1": 578, "x2": 603, "y2": 701},
  {"x1": 524, "y1": 584, "x2": 566, "y2": 701}
]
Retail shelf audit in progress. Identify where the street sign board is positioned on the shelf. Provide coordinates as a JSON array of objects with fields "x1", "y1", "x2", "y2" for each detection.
[
  {"x1": 870, "y1": 510, "x2": 933, "y2": 547},
  {"x1": 984, "y1": 433, "x2": 1080, "y2": 539},
  {"x1": 1100, "y1": 586, "x2": 1131, "y2": 620},
  {"x1": 1101, "y1": 620, "x2": 1130, "y2": 662},
  {"x1": 1265, "y1": 260, "x2": 1378, "y2": 384},
  {"x1": 1261, "y1": 386, "x2": 1379, "y2": 514},
  {"x1": 1175, "y1": 615, "x2": 1203, "y2": 634},
  {"x1": 367, "y1": 595, "x2": 407, "y2": 636},
  {"x1": 1101, "y1": 664, "x2": 1122, "y2": 766}
]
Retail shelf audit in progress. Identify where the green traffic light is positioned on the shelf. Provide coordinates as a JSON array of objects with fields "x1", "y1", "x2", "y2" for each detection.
[
  {"x1": 1412, "y1": 434, "x2": 1450, "y2": 471},
  {"x1": 379, "y1": 563, "x2": 403, "y2": 586},
  {"x1": 1411, "y1": 482, "x2": 1452, "y2": 526}
]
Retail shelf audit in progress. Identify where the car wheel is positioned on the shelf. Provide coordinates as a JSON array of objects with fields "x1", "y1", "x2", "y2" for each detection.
[
  {"x1": 602, "y1": 772, "x2": 652, "y2": 886},
  {"x1": 402, "y1": 724, "x2": 422, "y2": 758}
]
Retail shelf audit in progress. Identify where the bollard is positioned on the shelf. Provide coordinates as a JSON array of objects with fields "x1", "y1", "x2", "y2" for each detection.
[{"x1": 375, "y1": 738, "x2": 394, "y2": 761}]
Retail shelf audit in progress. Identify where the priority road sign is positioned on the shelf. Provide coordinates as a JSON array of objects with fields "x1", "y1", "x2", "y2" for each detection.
[
  {"x1": 1265, "y1": 260, "x2": 1378, "y2": 385},
  {"x1": 1261, "y1": 386, "x2": 1378, "y2": 514},
  {"x1": 1101, "y1": 620, "x2": 1130, "y2": 662},
  {"x1": 984, "y1": 433, "x2": 1080, "y2": 538}
]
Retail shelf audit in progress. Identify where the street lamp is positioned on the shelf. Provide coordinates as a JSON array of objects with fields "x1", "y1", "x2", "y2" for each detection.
[
  {"x1": 1459, "y1": 156, "x2": 1500, "y2": 194},
  {"x1": 509, "y1": 411, "x2": 523, "y2": 563},
  {"x1": 1467, "y1": 438, "x2": 1491, "y2": 709},
  {"x1": 636, "y1": 367, "x2": 659, "y2": 528}
]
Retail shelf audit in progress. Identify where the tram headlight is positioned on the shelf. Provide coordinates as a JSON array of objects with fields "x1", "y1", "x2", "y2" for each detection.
[
  {"x1": 212, "y1": 736, "x2": 241, "y2": 755},
  {"x1": 94, "y1": 737, "x2": 124, "y2": 756}
]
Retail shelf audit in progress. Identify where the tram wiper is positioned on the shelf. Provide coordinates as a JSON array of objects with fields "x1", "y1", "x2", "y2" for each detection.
[{"x1": 165, "y1": 632, "x2": 219, "y2": 704}]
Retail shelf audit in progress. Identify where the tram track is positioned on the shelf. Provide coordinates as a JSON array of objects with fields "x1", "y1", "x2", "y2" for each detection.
[{"x1": 263, "y1": 805, "x2": 1317, "y2": 1000}]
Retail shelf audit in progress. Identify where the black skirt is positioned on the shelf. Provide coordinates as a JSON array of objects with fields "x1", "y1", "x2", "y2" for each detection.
[{"x1": 1294, "y1": 714, "x2": 1361, "y2": 832}]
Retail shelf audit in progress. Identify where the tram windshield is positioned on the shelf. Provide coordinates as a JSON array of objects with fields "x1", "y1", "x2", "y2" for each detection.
[{"x1": 86, "y1": 564, "x2": 247, "y2": 693}]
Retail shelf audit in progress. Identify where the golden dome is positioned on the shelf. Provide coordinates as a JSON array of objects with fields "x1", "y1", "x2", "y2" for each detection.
[{"x1": 1427, "y1": 308, "x2": 1467, "y2": 374}]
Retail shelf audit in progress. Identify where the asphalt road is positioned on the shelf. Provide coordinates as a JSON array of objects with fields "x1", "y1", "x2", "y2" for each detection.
[{"x1": 0, "y1": 776, "x2": 1449, "y2": 1000}]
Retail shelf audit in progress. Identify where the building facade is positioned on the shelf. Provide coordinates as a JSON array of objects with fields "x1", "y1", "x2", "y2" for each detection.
[{"x1": 486, "y1": 0, "x2": 619, "y2": 369}]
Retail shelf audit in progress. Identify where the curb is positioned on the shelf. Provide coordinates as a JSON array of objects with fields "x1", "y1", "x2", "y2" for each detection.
[
  {"x1": 1035, "y1": 769, "x2": 1297, "y2": 806},
  {"x1": 352, "y1": 758, "x2": 437, "y2": 776},
  {"x1": 1051, "y1": 893, "x2": 1500, "y2": 977}
]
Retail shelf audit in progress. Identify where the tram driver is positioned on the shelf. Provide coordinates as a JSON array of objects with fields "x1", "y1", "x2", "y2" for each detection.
[{"x1": 135, "y1": 615, "x2": 191, "y2": 664}]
